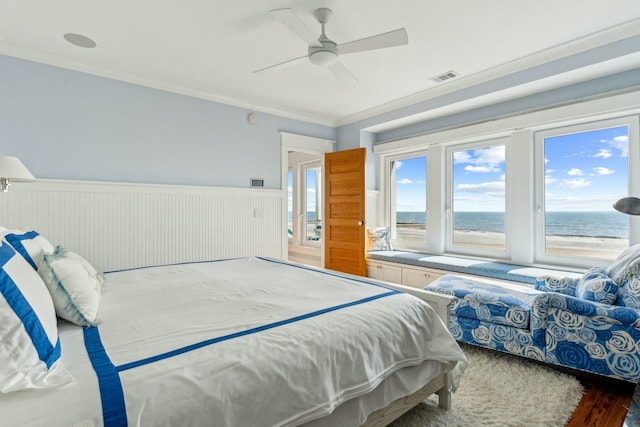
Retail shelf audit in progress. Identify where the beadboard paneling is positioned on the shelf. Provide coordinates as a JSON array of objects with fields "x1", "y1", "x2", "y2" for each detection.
[{"x1": 0, "y1": 180, "x2": 283, "y2": 272}]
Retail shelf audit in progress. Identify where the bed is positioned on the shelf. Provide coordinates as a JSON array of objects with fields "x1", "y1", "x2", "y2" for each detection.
[{"x1": 0, "y1": 239, "x2": 467, "y2": 426}]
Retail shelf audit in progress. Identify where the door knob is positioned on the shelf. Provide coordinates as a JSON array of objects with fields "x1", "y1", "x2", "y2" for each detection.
[{"x1": 358, "y1": 220, "x2": 364, "y2": 226}]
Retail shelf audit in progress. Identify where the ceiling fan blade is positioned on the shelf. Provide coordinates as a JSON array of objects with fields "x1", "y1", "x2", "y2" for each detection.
[
  {"x1": 270, "y1": 8, "x2": 321, "y2": 47},
  {"x1": 338, "y1": 28, "x2": 408, "y2": 55},
  {"x1": 253, "y1": 55, "x2": 307, "y2": 74},
  {"x1": 328, "y1": 61, "x2": 358, "y2": 83}
]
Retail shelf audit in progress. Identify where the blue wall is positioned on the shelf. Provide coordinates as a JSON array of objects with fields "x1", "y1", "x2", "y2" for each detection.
[
  {"x1": 2, "y1": 36, "x2": 639, "y2": 192},
  {"x1": 0, "y1": 55, "x2": 334, "y2": 189}
]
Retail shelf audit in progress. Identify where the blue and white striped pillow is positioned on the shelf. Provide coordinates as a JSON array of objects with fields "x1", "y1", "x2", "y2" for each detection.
[
  {"x1": 0, "y1": 241, "x2": 72, "y2": 392},
  {"x1": 3, "y1": 228, "x2": 54, "y2": 270}
]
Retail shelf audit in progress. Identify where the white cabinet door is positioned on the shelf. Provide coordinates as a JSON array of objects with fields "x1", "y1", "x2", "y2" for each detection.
[
  {"x1": 366, "y1": 261, "x2": 402, "y2": 283},
  {"x1": 402, "y1": 267, "x2": 443, "y2": 288}
]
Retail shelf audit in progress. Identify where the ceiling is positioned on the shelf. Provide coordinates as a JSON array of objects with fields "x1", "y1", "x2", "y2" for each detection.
[{"x1": 1, "y1": 1, "x2": 639, "y2": 127}]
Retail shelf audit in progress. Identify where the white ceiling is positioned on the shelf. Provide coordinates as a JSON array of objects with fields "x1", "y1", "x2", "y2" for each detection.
[{"x1": 1, "y1": 1, "x2": 639, "y2": 127}]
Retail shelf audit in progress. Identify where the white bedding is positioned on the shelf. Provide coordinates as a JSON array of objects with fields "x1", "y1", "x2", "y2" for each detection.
[{"x1": 1, "y1": 257, "x2": 466, "y2": 426}]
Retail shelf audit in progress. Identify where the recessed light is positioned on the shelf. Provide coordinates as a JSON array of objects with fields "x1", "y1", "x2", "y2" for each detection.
[{"x1": 64, "y1": 33, "x2": 97, "y2": 48}]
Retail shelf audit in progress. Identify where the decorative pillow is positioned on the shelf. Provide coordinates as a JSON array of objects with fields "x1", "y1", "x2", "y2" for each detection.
[
  {"x1": 38, "y1": 246, "x2": 103, "y2": 327},
  {"x1": 366, "y1": 227, "x2": 392, "y2": 251},
  {"x1": 0, "y1": 241, "x2": 72, "y2": 392},
  {"x1": 575, "y1": 266, "x2": 619, "y2": 305},
  {"x1": 2, "y1": 228, "x2": 54, "y2": 270},
  {"x1": 606, "y1": 243, "x2": 640, "y2": 285},
  {"x1": 617, "y1": 278, "x2": 640, "y2": 309}
]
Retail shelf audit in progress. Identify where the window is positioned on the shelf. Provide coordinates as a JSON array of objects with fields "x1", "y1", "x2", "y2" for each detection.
[
  {"x1": 536, "y1": 117, "x2": 633, "y2": 263},
  {"x1": 448, "y1": 141, "x2": 507, "y2": 255},
  {"x1": 376, "y1": 93, "x2": 639, "y2": 269},
  {"x1": 386, "y1": 153, "x2": 427, "y2": 247},
  {"x1": 287, "y1": 157, "x2": 323, "y2": 247}
]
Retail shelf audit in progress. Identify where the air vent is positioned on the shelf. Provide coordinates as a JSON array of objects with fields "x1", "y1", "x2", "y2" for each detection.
[{"x1": 430, "y1": 70, "x2": 459, "y2": 83}]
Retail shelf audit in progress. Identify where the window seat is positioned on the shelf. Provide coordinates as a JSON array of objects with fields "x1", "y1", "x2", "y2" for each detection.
[{"x1": 367, "y1": 250, "x2": 583, "y2": 285}]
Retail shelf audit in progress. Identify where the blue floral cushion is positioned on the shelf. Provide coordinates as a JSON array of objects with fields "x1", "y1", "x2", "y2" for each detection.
[
  {"x1": 575, "y1": 267, "x2": 618, "y2": 305},
  {"x1": 425, "y1": 275, "x2": 540, "y2": 329},
  {"x1": 535, "y1": 275, "x2": 578, "y2": 296},
  {"x1": 617, "y1": 278, "x2": 640, "y2": 309}
]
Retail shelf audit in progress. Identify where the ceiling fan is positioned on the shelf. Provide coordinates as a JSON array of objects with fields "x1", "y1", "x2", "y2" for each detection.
[{"x1": 254, "y1": 8, "x2": 408, "y2": 82}]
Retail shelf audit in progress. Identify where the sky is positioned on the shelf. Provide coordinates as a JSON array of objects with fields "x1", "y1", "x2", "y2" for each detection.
[{"x1": 395, "y1": 125, "x2": 629, "y2": 212}]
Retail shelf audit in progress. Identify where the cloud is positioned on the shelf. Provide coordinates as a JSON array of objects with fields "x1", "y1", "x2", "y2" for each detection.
[
  {"x1": 567, "y1": 168, "x2": 583, "y2": 176},
  {"x1": 545, "y1": 175, "x2": 557, "y2": 184},
  {"x1": 397, "y1": 178, "x2": 413, "y2": 184},
  {"x1": 464, "y1": 165, "x2": 500, "y2": 173},
  {"x1": 395, "y1": 160, "x2": 403, "y2": 169},
  {"x1": 614, "y1": 135, "x2": 629, "y2": 143},
  {"x1": 453, "y1": 151, "x2": 472, "y2": 163},
  {"x1": 594, "y1": 149, "x2": 612, "y2": 159},
  {"x1": 558, "y1": 178, "x2": 590, "y2": 189},
  {"x1": 592, "y1": 167, "x2": 614, "y2": 176},
  {"x1": 611, "y1": 135, "x2": 629, "y2": 158},
  {"x1": 453, "y1": 146, "x2": 505, "y2": 172},
  {"x1": 457, "y1": 181, "x2": 505, "y2": 194}
]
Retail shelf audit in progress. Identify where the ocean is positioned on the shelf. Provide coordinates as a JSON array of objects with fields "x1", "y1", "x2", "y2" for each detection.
[{"x1": 396, "y1": 211, "x2": 628, "y2": 239}]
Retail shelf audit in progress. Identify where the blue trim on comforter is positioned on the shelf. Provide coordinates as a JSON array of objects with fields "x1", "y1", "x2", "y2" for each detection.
[{"x1": 83, "y1": 327, "x2": 127, "y2": 427}]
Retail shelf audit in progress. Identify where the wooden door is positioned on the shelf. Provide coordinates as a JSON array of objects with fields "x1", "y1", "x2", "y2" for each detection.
[{"x1": 324, "y1": 148, "x2": 366, "y2": 276}]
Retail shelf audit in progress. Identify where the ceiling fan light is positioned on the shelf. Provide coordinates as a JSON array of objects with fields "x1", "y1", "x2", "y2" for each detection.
[{"x1": 309, "y1": 50, "x2": 338, "y2": 66}]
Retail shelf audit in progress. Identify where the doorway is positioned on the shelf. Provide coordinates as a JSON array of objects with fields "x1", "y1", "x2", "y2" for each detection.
[{"x1": 280, "y1": 132, "x2": 334, "y2": 267}]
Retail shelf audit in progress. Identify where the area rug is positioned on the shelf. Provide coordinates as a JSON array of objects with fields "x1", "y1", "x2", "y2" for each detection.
[{"x1": 390, "y1": 345, "x2": 584, "y2": 427}]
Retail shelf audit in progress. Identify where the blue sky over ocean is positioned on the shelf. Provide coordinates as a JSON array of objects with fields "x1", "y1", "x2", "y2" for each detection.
[{"x1": 395, "y1": 125, "x2": 629, "y2": 212}]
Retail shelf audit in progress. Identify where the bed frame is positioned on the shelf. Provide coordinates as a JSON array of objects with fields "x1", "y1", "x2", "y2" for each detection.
[
  {"x1": 343, "y1": 275, "x2": 456, "y2": 425},
  {"x1": 2, "y1": 179, "x2": 457, "y2": 425}
]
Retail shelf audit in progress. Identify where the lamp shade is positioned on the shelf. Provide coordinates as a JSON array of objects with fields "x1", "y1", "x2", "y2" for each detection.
[
  {"x1": 0, "y1": 156, "x2": 35, "y2": 182},
  {"x1": 613, "y1": 197, "x2": 640, "y2": 215}
]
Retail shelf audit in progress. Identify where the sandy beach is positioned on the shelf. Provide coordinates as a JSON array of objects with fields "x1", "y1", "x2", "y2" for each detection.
[{"x1": 395, "y1": 227, "x2": 627, "y2": 259}]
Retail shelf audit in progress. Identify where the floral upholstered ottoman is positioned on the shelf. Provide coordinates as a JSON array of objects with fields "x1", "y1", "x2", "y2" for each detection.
[{"x1": 425, "y1": 275, "x2": 546, "y2": 361}]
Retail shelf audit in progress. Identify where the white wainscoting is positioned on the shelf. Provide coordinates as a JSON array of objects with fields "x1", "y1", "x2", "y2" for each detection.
[{"x1": 0, "y1": 180, "x2": 284, "y2": 272}]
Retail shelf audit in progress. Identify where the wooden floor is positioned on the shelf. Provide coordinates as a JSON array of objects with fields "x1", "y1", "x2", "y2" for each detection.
[{"x1": 565, "y1": 370, "x2": 636, "y2": 427}]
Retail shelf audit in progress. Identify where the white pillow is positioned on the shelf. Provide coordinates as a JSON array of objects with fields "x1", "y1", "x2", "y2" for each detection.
[
  {"x1": 0, "y1": 241, "x2": 72, "y2": 393},
  {"x1": 2, "y1": 227, "x2": 54, "y2": 270},
  {"x1": 38, "y1": 246, "x2": 103, "y2": 327}
]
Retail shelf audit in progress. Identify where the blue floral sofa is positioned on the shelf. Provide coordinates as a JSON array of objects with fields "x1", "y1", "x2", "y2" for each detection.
[{"x1": 425, "y1": 245, "x2": 640, "y2": 382}]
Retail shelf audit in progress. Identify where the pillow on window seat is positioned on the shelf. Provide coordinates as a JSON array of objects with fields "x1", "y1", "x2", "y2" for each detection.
[
  {"x1": 575, "y1": 267, "x2": 619, "y2": 305},
  {"x1": 366, "y1": 227, "x2": 392, "y2": 251},
  {"x1": 38, "y1": 246, "x2": 103, "y2": 327},
  {"x1": 607, "y1": 243, "x2": 640, "y2": 285},
  {"x1": 0, "y1": 241, "x2": 72, "y2": 392}
]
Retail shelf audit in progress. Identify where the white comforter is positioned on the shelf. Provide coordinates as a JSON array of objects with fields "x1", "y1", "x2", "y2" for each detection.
[{"x1": 1, "y1": 257, "x2": 466, "y2": 426}]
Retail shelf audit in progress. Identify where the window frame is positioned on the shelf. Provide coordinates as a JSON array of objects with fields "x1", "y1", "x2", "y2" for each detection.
[
  {"x1": 384, "y1": 149, "x2": 429, "y2": 251},
  {"x1": 533, "y1": 115, "x2": 640, "y2": 268},
  {"x1": 445, "y1": 137, "x2": 510, "y2": 259}
]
